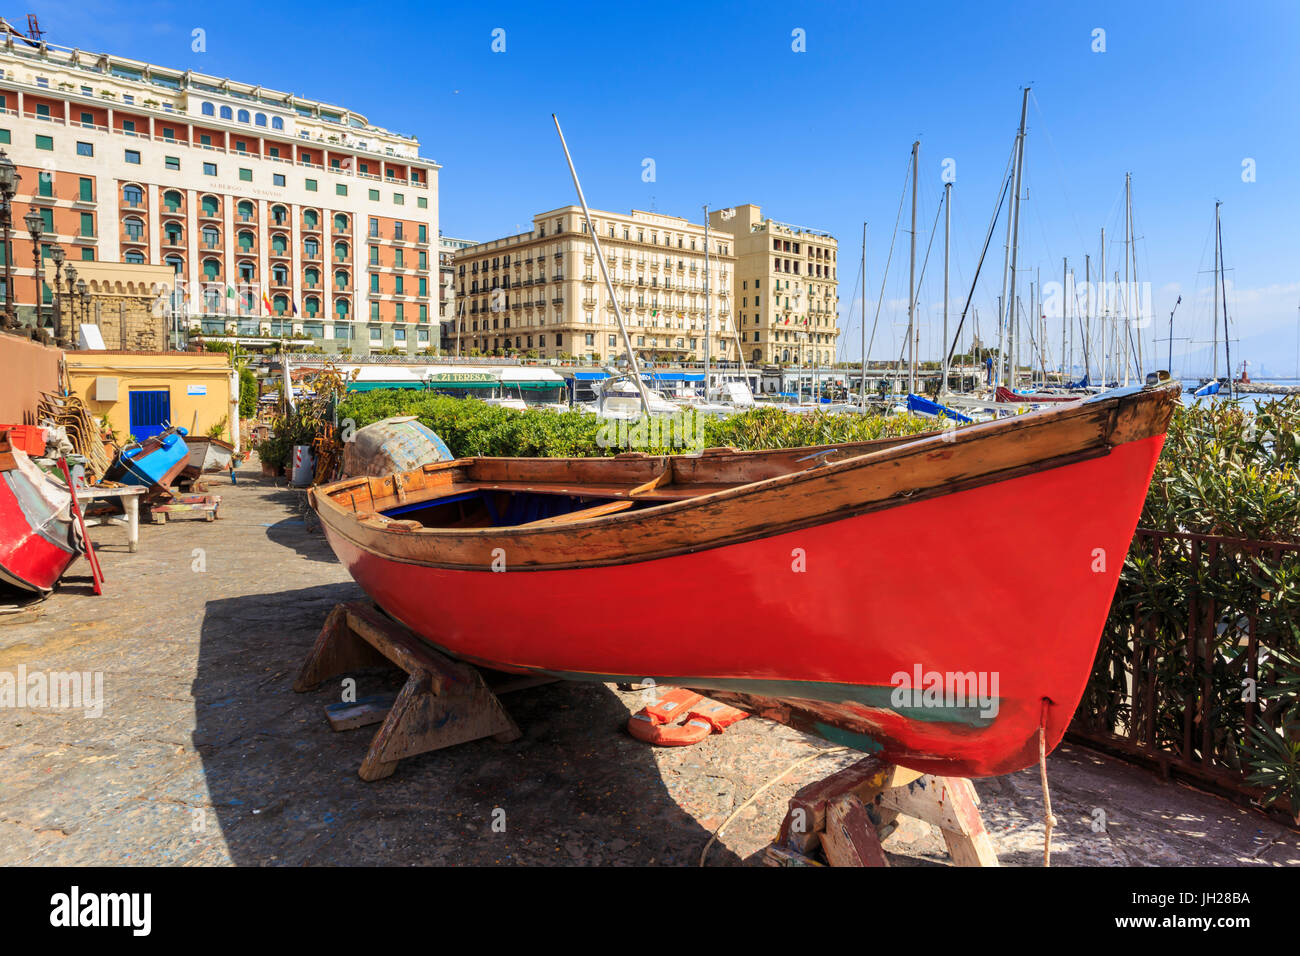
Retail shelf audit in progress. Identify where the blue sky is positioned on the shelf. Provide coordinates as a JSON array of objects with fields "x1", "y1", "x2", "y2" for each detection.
[{"x1": 27, "y1": 0, "x2": 1300, "y2": 376}]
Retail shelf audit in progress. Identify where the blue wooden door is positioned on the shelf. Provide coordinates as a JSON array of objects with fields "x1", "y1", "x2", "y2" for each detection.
[{"x1": 128, "y1": 389, "x2": 170, "y2": 442}]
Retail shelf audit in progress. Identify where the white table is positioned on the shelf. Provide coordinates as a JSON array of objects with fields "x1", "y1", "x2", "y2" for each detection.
[{"x1": 78, "y1": 485, "x2": 148, "y2": 553}]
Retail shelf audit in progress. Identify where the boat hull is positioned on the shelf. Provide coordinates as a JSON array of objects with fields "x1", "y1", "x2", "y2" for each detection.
[
  {"x1": 319, "y1": 432, "x2": 1165, "y2": 777},
  {"x1": 0, "y1": 451, "x2": 79, "y2": 594}
]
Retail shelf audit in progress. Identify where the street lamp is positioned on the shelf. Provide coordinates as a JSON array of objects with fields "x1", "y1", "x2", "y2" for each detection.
[
  {"x1": 0, "y1": 151, "x2": 19, "y2": 330},
  {"x1": 62, "y1": 261, "x2": 76, "y2": 347},
  {"x1": 23, "y1": 208, "x2": 43, "y2": 338},
  {"x1": 50, "y1": 243, "x2": 65, "y2": 347},
  {"x1": 77, "y1": 279, "x2": 89, "y2": 325}
]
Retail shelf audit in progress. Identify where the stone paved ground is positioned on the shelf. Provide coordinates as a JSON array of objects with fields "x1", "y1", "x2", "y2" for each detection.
[{"x1": 1, "y1": 461, "x2": 1297, "y2": 866}]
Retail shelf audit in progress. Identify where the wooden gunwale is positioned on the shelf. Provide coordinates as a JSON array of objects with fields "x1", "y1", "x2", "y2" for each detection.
[{"x1": 311, "y1": 386, "x2": 1177, "y2": 572}]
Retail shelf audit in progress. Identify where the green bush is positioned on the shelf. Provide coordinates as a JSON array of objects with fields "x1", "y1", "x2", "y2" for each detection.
[{"x1": 335, "y1": 391, "x2": 937, "y2": 459}]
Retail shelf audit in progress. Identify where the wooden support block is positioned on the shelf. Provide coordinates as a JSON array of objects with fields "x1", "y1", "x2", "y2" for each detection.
[
  {"x1": 325, "y1": 693, "x2": 398, "y2": 731},
  {"x1": 296, "y1": 601, "x2": 525, "y2": 781},
  {"x1": 777, "y1": 755, "x2": 922, "y2": 850},
  {"x1": 357, "y1": 665, "x2": 521, "y2": 782},
  {"x1": 763, "y1": 845, "x2": 824, "y2": 867},
  {"x1": 819, "y1": 794, "x2": 890, "y2": 867},
  {"x1": 293, "y1": 603, "x2": 390, "y2": 692},
  {"x1": 877, "y1": 775, "x2": 998, "y2": 867}
]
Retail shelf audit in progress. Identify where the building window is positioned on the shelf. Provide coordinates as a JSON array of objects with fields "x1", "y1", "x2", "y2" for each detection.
[
  {"x1": 76, "y1": 141, "x2": 93, "y2": 156},
  {"x1": 122, "y1": 94, "x2": 134, "y2": 105},
  {"x1": 369, "y1": 302, "x2": 380, "y2": 321},
  {"x1": 271, "y1": 117, "x2": 284, "y2": 130},
  {"x1": 165, "y1": 155, "x2": 180, "y2": 170},
  {"x1": 239, "y1": 168, "x2": 252, "y2": 182},
  {"x1": 203, "y1": 162, "x2": 217, "y2": 176},
  {"x1": 37, "y1": 173, "x2": 53, "y2": 198},
  {"x1": 272, "y1": 173, "x2": 285, "y2": 187},
  {"x1": 369, "y1": 274, "x2": 379, "y2": 293},
  {"x1": 123, "y1": 184, "x2": 143, "y2": 207},
  {"x1": 336, "y1": 184, "x2": 347, "y2": 196},
  {"x1": 125, "y1": 250, "x2": 145, "y2": 264},
  {"x1": 417, "y1": 197, "x2": 428, "y2": 209},
  {"x1": 305, "y1": 179, "x2": 318, "y2": 191},
  {"x1": 254, "y1": 113, "x2": 267, "y2": 127},
  {"x1": 81, "y1": 248, "x2": 94, "y2": 261},
  {"x1": 417, "y1": 224, "x2": 427, "y2": 242},
  {"x1": 124, "y1": 149, "x2": 141, "y2": 164},
  {"x1": 237, "y1": 109, "x2": 250, "y2": 123},
  {"x1": 393, "y1": 193, "x2": 404, "y2": 205},
  {"x1": 368, "y1": 189, "x2": 379, "y2": 201},
  {"x1": 35, "y1": 134, "x2": 53, "y2": 151},
  {"x1": 80, "y1": 212, "x2": 95, "y2": 237},
  {"x1": 79, "y1": 178, "x2": 94, "y2": 202},
  {"x1": 201, "y1": 102, "x2": 215, "y2": 116}
]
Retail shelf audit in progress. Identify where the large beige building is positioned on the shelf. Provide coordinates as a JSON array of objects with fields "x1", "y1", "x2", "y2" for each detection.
[
  {"x1": 451, "y1": 206, "x2": 737, "y2": 365},
  {"x1": 0, "y1": 20, "x2": 439, "y2": 353},
  {"x1": 708, "y1": 204, "x2": 839, "y2": 366}
]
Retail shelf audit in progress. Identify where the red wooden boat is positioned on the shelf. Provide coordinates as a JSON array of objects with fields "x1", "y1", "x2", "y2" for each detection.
[
  {"x1": 995, "y1": 385, "x2": 1081, "y2": 404},
  {"x1": 310, "y1": 383, "x2": 1177, "y2": 778},
  {"x1": 0, "y1": 433, "x2": 81, "y2": 594}
]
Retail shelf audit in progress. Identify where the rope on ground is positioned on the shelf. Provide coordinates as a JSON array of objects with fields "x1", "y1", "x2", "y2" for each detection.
[
  {"x1": 1039, "y1": 697, "x2": 1057, "y2": 867},
  {"x1": 699, "y1": 745, "x2": 848, "y2": 867}
]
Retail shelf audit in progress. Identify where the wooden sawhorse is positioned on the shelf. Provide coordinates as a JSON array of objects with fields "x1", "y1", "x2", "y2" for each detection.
[
  {"x1": 766, "y1": 755, "x2": 999, "y2": 867},
  {"x1": 294, "y1": 601, "x2": 548, "y2": 781}
]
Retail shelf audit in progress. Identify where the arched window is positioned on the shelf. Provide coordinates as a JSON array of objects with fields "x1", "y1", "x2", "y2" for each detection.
[
  {"x1": 236, "y1": 200, "x2": 254, "y2": 222},
  {"x1": 122, "y1": 184, "x2": 143, "y2": 207},
  {"x1": 302, "y1": 209, "x2": 319, "y2": 229},
  {"x1": 123, "y1": 216, "x2": 145, "y2": 241},
  {"x1": 272, "y1": 264, "x2": 288, "y2": 285},
  {"x1": 203, "y1": 286, "x2": 221, "y2": 311},
  {"x1": 201, "y1": 194, "x2": 219, "y2": 216},
  {"x1": 238, "y1": 261, "x2": 256, "y2": 283},
  {"x1": 333, "y1": 240, "x2": 348, "y2": 261},
  {"x1": 202, "y1": 258, "x2": 220, "y2": 280},
  {"x1": 164, "y1": 222, "x2": 183, "y2": 245},
  {"x1": 271, "y1": 234, "x2": 288, "y2": 255},
  {"x1": 334, "y1": 269, "x2": 349, "y2": 290},
  {"x1": 271, "y1": 116, "x2": 284, "y2": 130},
  {"x1": 304, "y1": 295, "x2": 319, "y2": 316},
  {"x1": 165, "y1": 254, "x2": 184, "y2": 274},
  {"x1": 219, "y1": 105, "x2": 232, "y2": 120},
  {"x1": 332, "y1": 213, "x2": 349, "y2": 232},
  {"x1": 201, "y1": 102, "x2": 215, "y2": 116},
  {"x1": 237, "y1": 109, "x2": 250, "y2": 123},
  {"x1": 270, "y1": 205, "x2": 288, "y2": 225},
  {"x1": 237, "y1": 230, "x2": 255, "y2": 252},
  {"x1": 163, "y1": 189, "x2": 183, "y2": 212},
  {"x1": 273, "y1": 294, "x2": 288, "y2": 314},
  {"x1": 124, "y1": 250, "x2": 145, "y2": 264},
  {"x1": 334, "y1": 298, "x2": 350, "y2": 317},
  {"x1": 304, "y1": 267, "x2": 320, "y2": 287},
  {"x1": 201, "y1": 225, "x2": 220, "y2": 248},
  {"x1": 303, "y1": 238, "x2": 320, "y2": 259},
  {"x1": 254, "y1": 113, "x2": 267, "y2": 127}
]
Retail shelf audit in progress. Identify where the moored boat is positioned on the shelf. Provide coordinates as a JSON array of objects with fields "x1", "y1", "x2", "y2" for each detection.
[
  {"x1": 994, "y1": 385, "x2": 1082, "y2": 404},
  {"x1": 311, "y1": 382, "x2": 1178, "y2": 778},
  {"x1": 0, "y1": 432, "x2": 82, "y2": 594}
]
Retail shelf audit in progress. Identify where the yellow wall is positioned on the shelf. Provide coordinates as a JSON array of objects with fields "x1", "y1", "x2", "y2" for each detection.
[{"x1": 65, "y1": 352, "x2": 236, "y2": 445}]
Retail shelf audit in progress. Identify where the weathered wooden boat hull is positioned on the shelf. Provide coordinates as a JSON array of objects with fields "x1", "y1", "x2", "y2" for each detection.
[
  {"x1": 312, "y1": 385, "x2": 1176, "y2": 777},
  {"x1": 183, "y1": 436, "x2": 235, "y2": 475},
  {"x1": 0, "y1": 446, "x2": 79, "y2": 594}
]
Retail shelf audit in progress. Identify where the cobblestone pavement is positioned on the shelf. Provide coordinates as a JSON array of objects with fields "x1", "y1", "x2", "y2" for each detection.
[{"x1": 1, "y1": 462, "x2": 1297, "y2": 866}]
